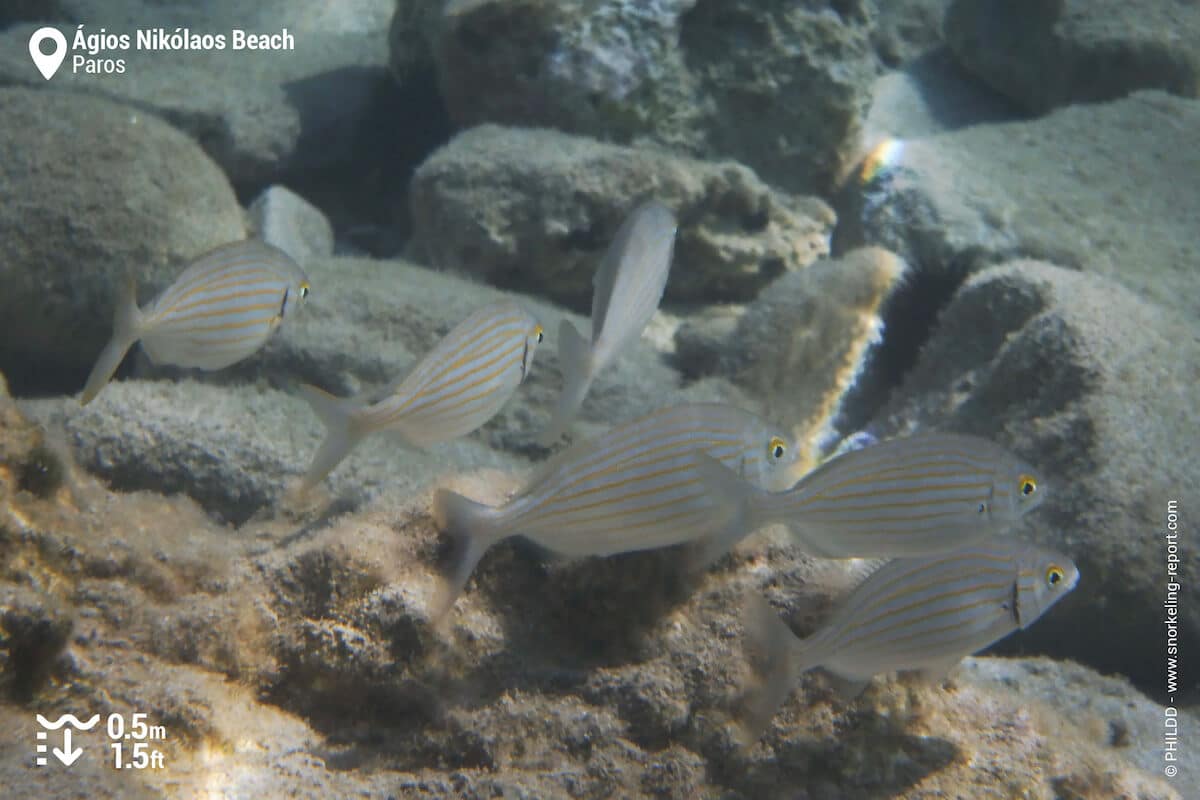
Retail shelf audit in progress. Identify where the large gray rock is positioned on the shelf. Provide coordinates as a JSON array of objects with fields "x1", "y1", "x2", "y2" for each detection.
[
  {"x1": 0, "y1": 88, "x2": 245, "y2": 396},
  {"x1": 0, "y1": 0, "x2": 396, "y2": 184},
  {"x1": 409, "y1": 125, "x2": 835, "y2": 308},
  {"x1": 247, "y1": 185, "x2": 335, "y2": 266},
  {"x1": 962, "y1": 657, "x2": 1200, "y2": 787},
  {"x1": 23, "y1": 379, "x2": 527, "y2": 525},
  {"x1": 869, "y1": 260, "x2": 1200, "y2": 693},
  {"x1": 945, "y1": 0, "x2": 1200, "y2": 112},
  {"x1": 859, "y1": 51, "x2": 1018, "y2": 144},
  {"x1": 870, "y1": 0, "x2": 950, "y2": 66},
  {"x1": 839, "y1": 91, "x2": 1200, "y2": 321},
  {"x1": 396, "y1": 0, "x2": 878, "y2": 192}
]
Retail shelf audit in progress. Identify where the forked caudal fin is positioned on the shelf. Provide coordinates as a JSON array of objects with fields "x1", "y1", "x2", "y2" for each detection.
[
  {"x1": 683, "y1": 458, "x2": 761, "y2": 572},
  {"x1": 428, "y1": 488, "x2": 510, "y2": 624},
  {"x1": 691, "y1": 453, "x2": 763, "y2": 543},
  {"x1": 297, "y1": 384, "x2": 367, "y2": 493},
  {"x1": 79, "y1": 277, "x2": 144, "y2": 406},
  {"x1": 537, "y1": 320, "x2": 593, "y2": 445},
  {"x1": 735, "y1": 593, "x2": 816, "y2": 746}
]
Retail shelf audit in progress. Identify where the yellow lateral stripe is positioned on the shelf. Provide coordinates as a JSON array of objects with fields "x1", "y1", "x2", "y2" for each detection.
[
  {"x1": 526, "y1": 474, "x2": 703, "y2": 525},
  {"x1": 375, "y1": 341, "x2": 524, "y2": 425},
  {"x1": 548, "y1": 441, "x2": 744, "y2": 504},
  {"x1": 525, "y1": 479, "x2": 706, "y2": 528},
  {"x1": 545, "y1": 422, "x2": 751, "y2": 496},
  {"x1": 159, "y1": 301, "x2": 282, "y2": 329},
  {"x1": 417, "y1": 313, "x2": 526, "y2": 387},
  {"x1": 840, "y1": 577, "x2": 1011, "y2": 644}
]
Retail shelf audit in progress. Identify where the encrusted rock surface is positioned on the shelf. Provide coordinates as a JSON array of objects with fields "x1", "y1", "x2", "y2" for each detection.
[
  {"x1": 840, "y1": 91, "x2": 1200, "y2": 321},
  {"x1": 0, "y1": 88, "x2": 245, "y2": 397},
  {"x1": 410, "y1": 125, "x2": 834, "y2": 309},
  {"x1": 869, "y1": 260, "x2": 1200, "y2": 693},
  {"x1": 394, "y1": 0, "x2": 878, "y2": 192},
  {"x1": 945, "y1": 0, "x2": 1200, "y2": 112},
  {"x1": 0, "y1": 377, "x2": 1185, "y2": 798}
]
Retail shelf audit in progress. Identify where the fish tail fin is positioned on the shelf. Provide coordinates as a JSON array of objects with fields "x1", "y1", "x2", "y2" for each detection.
[
  {"x1": 735, "y1": 593, "x2": 815, "y2": 746},
  {"x1": 297, "y1": 384, "x2": 366, "y2": 492},
  {"x1": 79, "y1": 277, "x2": 143, "y2": 405},
  {"x1": 687, "y1": 454, "x2": 763, "y2": 569},
  {"x1": 429, "y1": 489, "x2": 507, "y2": 625},
  {"x1": 537, "y1": 320, "x2": 593, "y2": 445}
]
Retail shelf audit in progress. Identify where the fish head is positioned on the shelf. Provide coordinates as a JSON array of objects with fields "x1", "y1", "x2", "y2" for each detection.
[
  {"x1": 520, "y1": 316, "x2": 544, "y2": 380},
  {"x1": 991, "y1": 453, "x2": 1046, "y2": 521},
  {"x1": 752, "y1": 429, "x2": 801, "y2": 492},
  {"x1": 1015, "y1": 545, "x2": 1079, "y2": 628},
  {"x1": 279, "y1": 277, "x2": 311, "y2": 322},
  {"x1": 1011, "y1": 463, "x2": 1045, "y2": 516}
]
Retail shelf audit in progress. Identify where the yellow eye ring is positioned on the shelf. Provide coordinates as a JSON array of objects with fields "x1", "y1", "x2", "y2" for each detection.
[
  {"x1": 299, "y1": 281, "x2": 310, "y2": 299},
  {"x1": 1046, "y1": 565, "x2": 1065, "y2": 587},
  {"x1": 533, "y1": 324, "x2": 544, "y2": 343},
  {"x1": 1018, "y1": 474, "x2": 1038, "y2": 497},
  {"x1": 768, "y1": 436, "x2": 786, "y2": 460}
]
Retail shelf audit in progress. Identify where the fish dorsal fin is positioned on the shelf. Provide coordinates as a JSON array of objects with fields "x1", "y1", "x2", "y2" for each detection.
[
  {"x1": 589, "y1": 219, "x2": 625, "y2": 345},
  {"x1": 588, "y1": 200, "x2": 675, "y2": 345}
]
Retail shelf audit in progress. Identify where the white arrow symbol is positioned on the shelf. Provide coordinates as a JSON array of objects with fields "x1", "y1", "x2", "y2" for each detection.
[{"x1": 53, "y1": 728, "x2": 83, "y2": 766}]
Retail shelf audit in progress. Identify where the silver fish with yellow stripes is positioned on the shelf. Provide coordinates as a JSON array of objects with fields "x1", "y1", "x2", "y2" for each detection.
[
  {"x1": 738, "y1": 538, "x2": 1079, "y2": 742},
  {"x1": 695, "y1": 432, "x2": 1045, "y2": 558},
  {"x1": 80, "y1": 239, "x2": 310, "y2": 405},
  {"x1": 298, "y1": 300, "x2": 543, "y2": 492},
  {"x1": 432, "y1": 403, "x2": 798, "y2": 621},
  {"x1": 538, "y1": 201, "x2": 677, "y2": 444}
]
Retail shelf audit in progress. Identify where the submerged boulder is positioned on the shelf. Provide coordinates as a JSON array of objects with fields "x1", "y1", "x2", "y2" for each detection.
[
  {"x1": 409, "y1": 125, "x2": 834, "y2": 309},
  {"x1": 869, "y1": 260, "x2": 1200, "y2": 693},
  {"x1": 945, "y1": 0, "x2": 1200, "y2": 112},
  {"x1": 0, "y1": 88, "x2": 245, "y2": 397},
  {"x1": 394, "y1": 0, "x2": 878, "y2": 192},
  {"x1": 839, "y1": 91, "x2": 1200, "y2": 322},
  {"x1": 0, "y1": 0, "x2": 398, "y2": 185}
]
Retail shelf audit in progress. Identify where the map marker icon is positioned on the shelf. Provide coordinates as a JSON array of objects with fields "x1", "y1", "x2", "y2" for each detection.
[{"x1": 29, "y1": 27, "x2": 67, "y2": 80}]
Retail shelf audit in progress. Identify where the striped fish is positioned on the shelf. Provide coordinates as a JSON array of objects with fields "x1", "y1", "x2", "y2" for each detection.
[
  {"x1": 538, "y1": 201, "x2": 677, "y2": 444},
  {"x1": 695, "y1": 432, "x2": 1045, "y2": 558},
  {"x1": 79, "y1": 239, "x2": 310, "y2": 405},
  {"x1": 298, "y1": 300, "x2": 543, "y2": 491},
  {"x1": 738, "y1": 537, "x2": 1079, "y2": 741},
  {"x1": 431, "y1": 403, "x2": 798, "y2": 621}
]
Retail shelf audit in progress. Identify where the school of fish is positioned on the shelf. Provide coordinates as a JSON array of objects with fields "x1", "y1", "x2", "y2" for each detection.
[{"x1": 78, "y1": 199, "x2": 1078, "y2": 744}]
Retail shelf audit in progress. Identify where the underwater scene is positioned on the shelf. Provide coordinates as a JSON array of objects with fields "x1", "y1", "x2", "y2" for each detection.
[{"x1": 0, "y1": 1, "x2": 1196, "y2": 798}]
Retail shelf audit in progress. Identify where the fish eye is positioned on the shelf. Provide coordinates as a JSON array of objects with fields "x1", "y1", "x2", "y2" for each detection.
[
  {"x1": 1045, "y1": 565, "x2": 1065, "y2": 587},
  {"x1": 768, "y1": 436, "x2": 786, "y2": 460},
  {"x1": 1019, "y1": 474, "x2": 1037, "y2": 497},
  {"x1": 534, "y1": 324, "x2": 544, "y2": 343}
]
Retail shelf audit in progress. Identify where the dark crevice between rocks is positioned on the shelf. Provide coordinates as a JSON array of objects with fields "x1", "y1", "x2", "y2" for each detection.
[
  {"x1": 827, "y1": 257, "x2": 971, "y2": 450},
  {"x1": 255, "y1": 66, "x2": 452, "y2": 259},
  {"x1": 98, "y1": 460, "x2": 264, "y2": 527},
  {"x1": 0, "y1": 348, "x2": 97, "y2": 400},
  {"x1": 12, "y1": 441, "x2": 66, "y2": 499},
  {"x1": 0, "y1": 600, "x2": 73, "y2": 703}
]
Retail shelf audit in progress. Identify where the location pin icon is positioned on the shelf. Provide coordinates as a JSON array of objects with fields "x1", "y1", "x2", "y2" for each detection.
[{"x1": 28, "y1": 27, "x2": 67, "y2": 81}]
